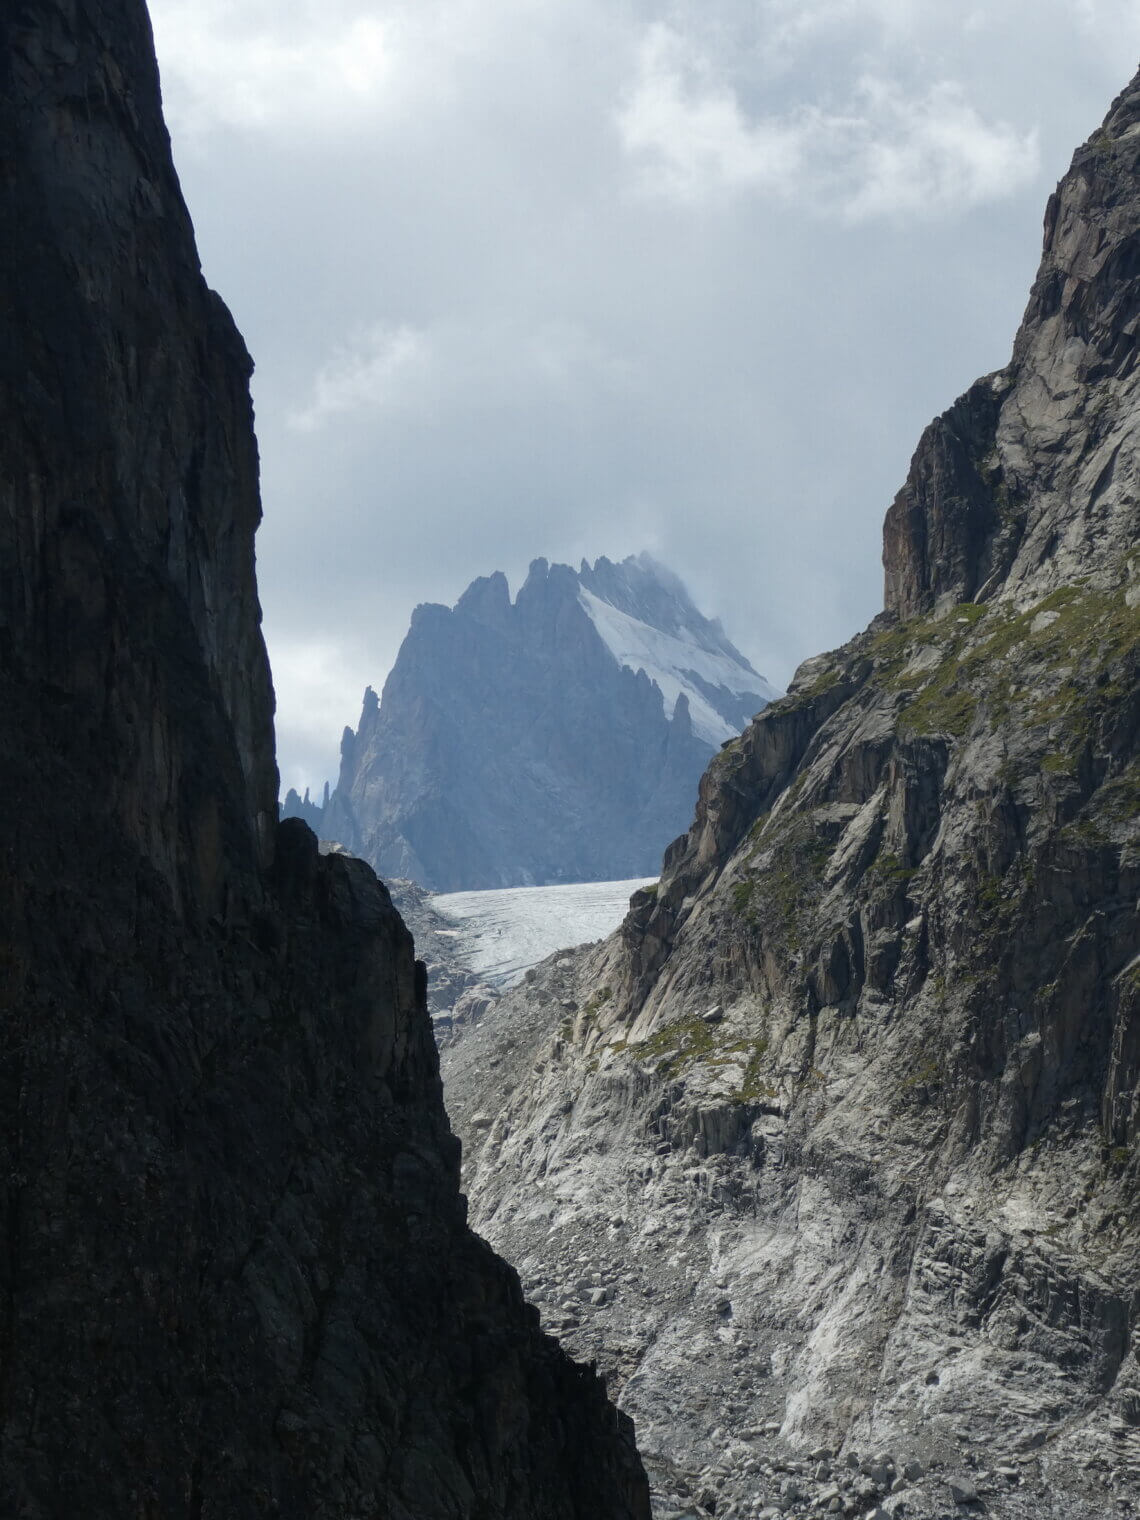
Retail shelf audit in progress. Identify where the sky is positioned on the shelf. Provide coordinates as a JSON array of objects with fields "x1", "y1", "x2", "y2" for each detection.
[{"x1": 146, "y1": 0, "x2": 1140, "y2": 799}]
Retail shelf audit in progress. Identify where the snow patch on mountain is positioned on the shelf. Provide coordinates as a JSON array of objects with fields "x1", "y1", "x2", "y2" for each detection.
[{"x1": 578, "y1": 586, "x2": 779, "y2": 746}]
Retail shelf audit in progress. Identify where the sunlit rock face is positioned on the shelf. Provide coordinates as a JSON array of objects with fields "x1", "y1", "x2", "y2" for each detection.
[
  {"x1": 442, "y1": 71, "x2": 1140, "y2": 1519},
  {"x1": 0, "y1": 4, "x2": 649, "y2": 1516},
  {"x1": 322, "y1": 553, "x2": 777, "y2": 891}
]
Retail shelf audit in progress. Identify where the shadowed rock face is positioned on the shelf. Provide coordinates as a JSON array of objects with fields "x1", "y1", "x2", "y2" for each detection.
[
  {"x1": 443, "y1": 71, "x2": 1140, "y2": 1519},
  {"x1": 0, "y1": 3, "x2": 649, "y2": 1516},
  {"x1": 1, "y1": 0, "x2": 278, "y2": 911}
]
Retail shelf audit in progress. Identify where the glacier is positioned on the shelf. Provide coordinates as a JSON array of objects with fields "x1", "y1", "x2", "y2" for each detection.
[{"x1": 431, "y1": 878, "x2": 656, "y2": 989}]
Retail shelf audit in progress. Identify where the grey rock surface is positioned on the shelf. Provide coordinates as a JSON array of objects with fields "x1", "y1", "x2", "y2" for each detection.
[
  {"x1": 319, "y1": 554, "x2": 774, "y2": 890},
  {"x1": 0, "y1": 3, "x2": 649, "y2": 1515},
  {"x1": 384, "y1": 875, "x2": 495, "y2": 1026},
  {"x1": 442, "y1": 70, "x2": 1140, "y2": 1520}
]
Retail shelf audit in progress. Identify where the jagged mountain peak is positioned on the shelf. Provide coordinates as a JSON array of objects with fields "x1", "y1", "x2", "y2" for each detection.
[
  {"x1": 454, "y1": 567, "x2": 512, "y2": 625},
  {"x1": 572, "y1": 554, "x2": 779, "y2": 745},
  {"x1": 314, "y1": 553, "x2": 776, "y2": 889},
  {"x1": 578, "y1": 552, "x2": 745, "y2": 660}
]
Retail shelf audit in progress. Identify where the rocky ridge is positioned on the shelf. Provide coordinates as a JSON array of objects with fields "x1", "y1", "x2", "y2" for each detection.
[
  {"x1": 0, "y1": 3, "x2": 647, "y2": 1515},
  {"x1": 312, "y1": 554, "x2": 774, "y2": 891},
  {"x1": 442, "y1": 71, "x2": 1140, "y2": 1520}
]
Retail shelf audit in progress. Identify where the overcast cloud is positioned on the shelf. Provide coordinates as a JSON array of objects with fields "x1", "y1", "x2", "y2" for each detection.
[{"x1": 146, "y1": 0, "x2": 1140, "y2": 798}]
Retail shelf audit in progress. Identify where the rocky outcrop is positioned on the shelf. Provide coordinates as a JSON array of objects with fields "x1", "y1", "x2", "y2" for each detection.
[
  {"x1": 443, "y1": 70, "x2": 1140, "y2": 1520},
  {"x1": 320, "y1": 555, "x2": 774, "y2": 890},
  {"x1": 0, "y1": 4, "x2": 648, "y2": 1516}
]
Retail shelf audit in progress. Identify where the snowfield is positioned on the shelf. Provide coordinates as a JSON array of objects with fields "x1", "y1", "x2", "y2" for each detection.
[
  {"x1": 431, "y1": 877, "x2": 655, "y2": 989},
  {"x1": 578, "y1": 586, "x2": 778, "y2": 745}
]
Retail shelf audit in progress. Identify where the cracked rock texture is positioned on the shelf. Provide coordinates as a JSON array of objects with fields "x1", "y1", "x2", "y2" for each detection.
[
  {"x1": 0, "y1": 3, "x2": 648, "y2": 1516},
  {"x1": 443, "y1": 71, "x2": 1140, "y2": 1520}
]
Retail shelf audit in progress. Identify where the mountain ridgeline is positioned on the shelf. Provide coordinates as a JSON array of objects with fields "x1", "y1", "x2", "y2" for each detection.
[
  {"x1": 0, "y1": 3, "x2": 648, "y2": 1515},
  {"x1": 440, "y1": 71, "x2": 1140, "y2": 1518},
  {"x1": 289, "y1": 553, "x2": 776, "y2": 891}
]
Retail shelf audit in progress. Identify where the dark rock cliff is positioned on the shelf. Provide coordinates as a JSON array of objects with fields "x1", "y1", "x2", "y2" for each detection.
[
  {"x1": 1, "y1": 0, "x2": 278, "y2": 911},
  {"x1": 0, "y1": 3, "x2": 649, "y2": 1516},
  {"x1": 322, "y1": 555, "x2": 771, "y2": 892},
  {"x1": 443, "y1": 71, "x2": 1140, "y2": 1519}
]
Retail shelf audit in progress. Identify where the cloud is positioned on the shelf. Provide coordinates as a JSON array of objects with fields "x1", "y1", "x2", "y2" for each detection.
[
  {"x1": 149, "y1": 0, "x2": 395, "y2": 137},
  {"x1": 618, "y1": 24, "x2": 1039, "y2": 218},
  {"x1": 755, "y1": 0, "x2": 925, "y2": 51},
  {"x1": 843, "y1": 78, "x2": 1041, "y2": 218},
  {"x1": 148, "y1": 0, "x2": 1140, "y2": 797},
  {"x1": 289, "y1": 315, "x2": 639, "y2": 435},
  {"x1": 150, "y1": 0, "x2": 594, "y2": 143},
  {"x1": 289, "y1": 324, "x2": 431, "y2": 432},
  {"x1": 617, "y1": 26, "x2": 807, "y2": 201}
]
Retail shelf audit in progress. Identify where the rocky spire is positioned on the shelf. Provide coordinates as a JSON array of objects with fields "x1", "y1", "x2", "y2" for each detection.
[{"x1": 883, "y1": 67, "x2": 1140, "y2": 619}]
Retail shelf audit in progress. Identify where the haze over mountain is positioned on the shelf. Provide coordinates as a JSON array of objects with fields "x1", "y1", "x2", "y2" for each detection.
[{"x1": 288, "y1": 553, "x2": 777, "y2": 890}]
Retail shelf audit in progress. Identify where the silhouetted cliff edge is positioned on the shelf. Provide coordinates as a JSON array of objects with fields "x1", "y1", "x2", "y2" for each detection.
[{"x1": 0, "y1": 4, "x2": 648, "y2": 1515}]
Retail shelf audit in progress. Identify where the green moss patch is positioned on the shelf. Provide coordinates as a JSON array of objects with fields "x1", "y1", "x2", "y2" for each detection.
[
  {"x1": 869, "y1": 851, "x2": 918, "y2": 885},
  {"x1": 633, "y1": 1014, "x2": 721, "y2": 1079},
  {"x1": 900, "y1": 680, "x2": 977, "y2": 738},
  {"x1": 584, "y1": 984, "x2": 612, "y2": 1015},
  {"x1": 729, "y1": 808, "x2": 838, "y2": 953},
  {"x1": 629, "y1": 1014, "x2": 774, "y2": 1091},
  {"x1": 800, "y1": 664, "x2": 841, "y2": 699},
  {"x1": 900, "y1": 1054, "x2": 942, "y2": 1094},
  {"x1": 871, "y1": 582, "x2": 1138, "y2": 748},
  {"x1": 748, "y1": 811, "x2": 771, "y2": 842}
]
